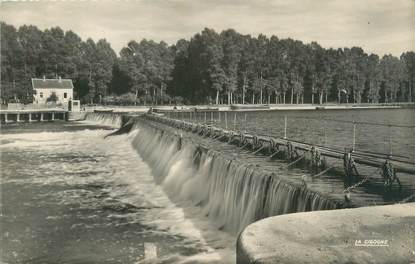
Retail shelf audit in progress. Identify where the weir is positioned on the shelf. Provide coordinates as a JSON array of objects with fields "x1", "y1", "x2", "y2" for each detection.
[
  {"x1": 83, "y1": 111, "x2": 415, "y2": 236},
  {"x1": 84, "y1": 112, "x2": 123, "y2": 128},
  {"x1": 147, "y1": 113, "x2": 415, "y2": 175},
  {"x1": 84, "y1": 112, "x2": 344, "y2": 233},
  {"x1": 141, "y1": 112, "x2": 415, "y2": 199}
]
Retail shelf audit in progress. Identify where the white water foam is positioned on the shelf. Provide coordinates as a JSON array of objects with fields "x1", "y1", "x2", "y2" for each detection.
[
  {"x1": 130, "y1": 123, "x2": 339, "y2": 235},
  {"x1": 1, "y1": 123, "x2": 236, "y2": 263}
]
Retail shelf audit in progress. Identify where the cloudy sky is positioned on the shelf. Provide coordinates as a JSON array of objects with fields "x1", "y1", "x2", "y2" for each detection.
[{"x1": 1, "y1": 0, "x2": 414, "y2": 56}]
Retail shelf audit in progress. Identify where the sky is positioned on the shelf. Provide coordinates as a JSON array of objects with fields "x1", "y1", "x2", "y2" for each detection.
[{"x1": 1, "y1": 0, "x2": 414, "y2": 56}]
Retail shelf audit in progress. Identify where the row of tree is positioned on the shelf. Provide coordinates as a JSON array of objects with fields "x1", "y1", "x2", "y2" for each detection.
[
  {"x1": 1, "y1": 22, "x2": 414, "y2": 105},
  {"x1": 168, "y1": 28, "x2": 415, "y2": 104},
  {"x1": 1, "y1": 22, "x2": 116, "y2": 104}
]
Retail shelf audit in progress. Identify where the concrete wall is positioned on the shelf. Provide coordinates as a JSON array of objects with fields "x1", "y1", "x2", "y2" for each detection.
[{"x1": 237, "y1": 203, "x2": 415, "y2": 264}]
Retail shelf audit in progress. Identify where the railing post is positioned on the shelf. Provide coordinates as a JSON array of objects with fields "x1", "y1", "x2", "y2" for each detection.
[
  {"x1": 225, "y1": 112, "x2": 228, "y2": 130},
  {"x1": 352, "y1": 121, "x2": 356, "y2": 150},
  {"x1": 284, "y1": 115, "x2": 287, "y2": 139},
  {"x1": 244, "y1": 113, "x2": 247, "y2": 133},
  {"x1": 388, "y1": 124, "x2": 392, "y2": 155},
  {"x1": 233, "y1": 113, "x2": 237, "y2": 131},
  {"x1": 204, "y1": 112, "x2": 207, "y2": 124}
]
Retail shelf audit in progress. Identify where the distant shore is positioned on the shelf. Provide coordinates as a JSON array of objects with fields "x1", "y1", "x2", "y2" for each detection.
[
  {"x1": 1, "y1": 102, "x2": 414, "y2": 115},
  {"x1": 82, "y1": 102, "x2": 415, "y2": 113}
]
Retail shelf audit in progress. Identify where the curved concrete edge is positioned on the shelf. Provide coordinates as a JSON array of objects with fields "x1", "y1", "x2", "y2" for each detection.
[{"x1": 237, "y1": 203, "x2": 415, "y2": 264}]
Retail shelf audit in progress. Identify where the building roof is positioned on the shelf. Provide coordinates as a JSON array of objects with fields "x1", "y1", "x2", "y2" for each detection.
[{"x1": 32, "y1": 78, "x2": 74, "y2": 89}]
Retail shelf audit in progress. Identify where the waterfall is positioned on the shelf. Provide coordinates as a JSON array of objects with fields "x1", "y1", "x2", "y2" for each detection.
[
  {"x1": 84, "y1": 112, "x2": 122, "y2": 128},
  {"x1": 130, "y1": 121, "x2": 342, "y2": 234}
]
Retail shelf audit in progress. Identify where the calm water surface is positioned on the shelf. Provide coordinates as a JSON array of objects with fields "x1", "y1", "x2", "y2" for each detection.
[{"x1": 184, "y1": 108, "x2": 415, "y2": 157}]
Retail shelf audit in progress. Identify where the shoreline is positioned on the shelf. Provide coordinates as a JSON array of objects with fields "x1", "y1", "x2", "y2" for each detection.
[
  {"x1": 1, "y1": 103, "x2": 414, "y2": 116},
  {"x1": 1, "y1": 103, "x2": 413, "y2": 124},
  {"x1": 80, "y1": 102, "x2": 415, "y2": 113}
]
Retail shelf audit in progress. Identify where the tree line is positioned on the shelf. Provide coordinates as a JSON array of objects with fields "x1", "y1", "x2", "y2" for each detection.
[
  {"x1": 1, "y1": 22, "x2": 414, "y2": 105},
  {"x1": 1, "y1": 22, "x2": 116, "y2": 104}
]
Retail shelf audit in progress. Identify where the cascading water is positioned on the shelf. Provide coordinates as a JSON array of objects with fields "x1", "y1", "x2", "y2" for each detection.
[
  {"x1": 130, "y1": 121, "x2": 341, "y2": 234},
  {"x1": 84, "y1": 112, "x2": 122, "y2": 128},
  {"x1": 7, "y1": 111, "x2": 409, "y2": 263}
]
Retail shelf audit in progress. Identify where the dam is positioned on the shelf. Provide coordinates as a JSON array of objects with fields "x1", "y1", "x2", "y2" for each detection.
[
  {"x1": 1, "y1": 108, "x2": 414, "y2": 263},
  {"x1": 88, "y1": 110, "x2": 415, "y2": 263},
  {"x1": 87, "y1": 110, "x2": 415, "y2": 208}
]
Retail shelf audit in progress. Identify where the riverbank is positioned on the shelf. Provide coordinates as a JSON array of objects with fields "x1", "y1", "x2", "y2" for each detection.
[
  {"x1": 83, "y1": 102, "x2": 415, "y2": 113},
  {"x1": 237, "y1": 202, "x2": 415, "y2": 264},
  {"x1": 2, "y1": 103, "x2": 412, "y2": 115}
]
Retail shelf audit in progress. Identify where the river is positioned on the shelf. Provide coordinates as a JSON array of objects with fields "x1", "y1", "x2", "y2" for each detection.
[
  {"x1": 1, "y1": 108, "x2": 414, "y2": 263},
  {"x1": 1, "y1": 122, "x2": 235, "y2": 263}
]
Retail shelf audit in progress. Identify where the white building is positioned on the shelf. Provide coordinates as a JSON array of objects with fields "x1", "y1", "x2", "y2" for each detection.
[{"x1": 32, "y1": 77, "x2": 74, "y2": 106}]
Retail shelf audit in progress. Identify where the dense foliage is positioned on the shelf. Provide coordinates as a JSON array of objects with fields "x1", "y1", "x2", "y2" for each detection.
[
  {"x1": 1, "y1": 22, "x2": 116, "y2": 104},
  {"x1": 1, "y1": 22, "x2": 414, "y2": 105}
]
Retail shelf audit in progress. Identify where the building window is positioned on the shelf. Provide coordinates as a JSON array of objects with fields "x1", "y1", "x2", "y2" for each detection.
[
  {"x1": 40, "y1": 92, "x2": 43, "y2": 98},
  {"x1": 64, "y1": 93, "x2": 67, "y2": 99}
]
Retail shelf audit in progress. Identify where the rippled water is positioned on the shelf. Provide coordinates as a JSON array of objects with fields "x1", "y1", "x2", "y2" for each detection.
[
  {"x1": 175, "y1": 108, "x2": 415, "y2": 158},
  {"x1": 171, "y1": 108, "x2": 415, "y2": 206},
  {"x1": 0, "y1": 122, "x2": 235, "y2": 263},
  {"x1": 162, "y1": 109, "x2": 415, "y2": 206},
  {"x1": 1, "y1": 108, "x2": 414, "y2": 264}
]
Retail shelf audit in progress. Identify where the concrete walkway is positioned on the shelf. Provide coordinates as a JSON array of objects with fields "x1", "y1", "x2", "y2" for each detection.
[{"x1": 237, "y1": 203, "x2": 415, "y2": 264}]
